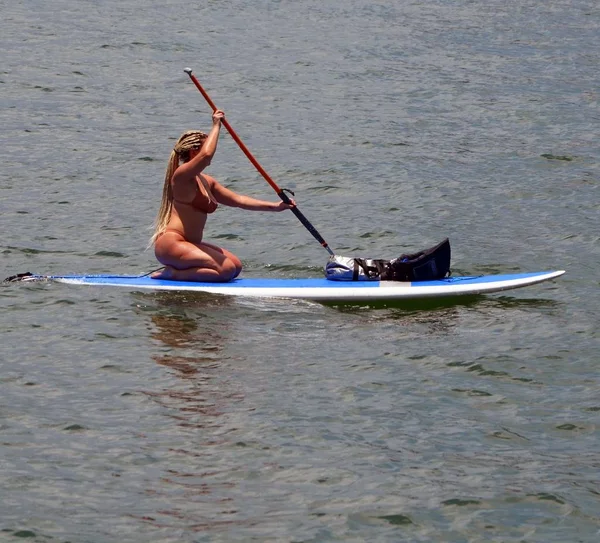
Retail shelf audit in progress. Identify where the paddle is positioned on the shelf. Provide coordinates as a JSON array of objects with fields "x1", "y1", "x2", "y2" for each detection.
[{"x1": 184, "y1": 68, "x2": 335, "y2": 256}]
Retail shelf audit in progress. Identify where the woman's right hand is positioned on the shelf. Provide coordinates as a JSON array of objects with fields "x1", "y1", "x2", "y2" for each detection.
[
  {"x1": 275, "y1": 198, "x2": 296, "y2": 211},
  {"x1": 212, "y1": 109, "x2": 225, "y2": 125}
]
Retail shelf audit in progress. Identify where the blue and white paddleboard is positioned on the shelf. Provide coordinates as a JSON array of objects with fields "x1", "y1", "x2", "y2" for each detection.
[{"x1": 40, "y1": 270, "x2": 565, "y2": 302}]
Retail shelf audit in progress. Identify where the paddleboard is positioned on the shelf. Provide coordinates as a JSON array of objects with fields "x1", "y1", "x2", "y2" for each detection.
[{"x1": 34, "y1": 270, "x2": 565, "y2": 302}]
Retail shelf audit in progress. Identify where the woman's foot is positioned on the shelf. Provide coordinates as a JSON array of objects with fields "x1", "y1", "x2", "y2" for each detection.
[
  {"x1": 150, "y1": 264, "x2": 237, "y2": 282},
  {"x1": 151, "y1": 266, "x2": 175, "y2": 280}
]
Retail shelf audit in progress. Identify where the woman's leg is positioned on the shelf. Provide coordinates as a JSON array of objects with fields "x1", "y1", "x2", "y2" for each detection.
[
  {"x1": 201, "y1": 241, "x2": 243, "y2": 278},
  {"x1": 153, "y1": 233, "x2": 242, "y2": 282}
]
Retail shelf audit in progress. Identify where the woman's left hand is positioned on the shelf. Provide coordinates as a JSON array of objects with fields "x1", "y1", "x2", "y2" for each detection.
[{"x1": 212, "y1": 109, "x2": 225, "y2": 125}]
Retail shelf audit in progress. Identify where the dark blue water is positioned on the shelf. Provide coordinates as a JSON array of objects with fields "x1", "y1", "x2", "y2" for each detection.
[{"x1": 2, "y1": 1, "x2": 599, "y2": 541}]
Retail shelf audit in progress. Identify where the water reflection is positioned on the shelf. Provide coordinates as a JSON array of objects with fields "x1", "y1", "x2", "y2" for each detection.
[
  {"x1": 327, "y1": 293, "x2": 562, "y2": 313},
  {"x1": 139, "y1": 294, "x2": 241, "y2": 423},
  {"x1": 132, "y1": 294, "x2": 251, "y2": 532},
  {"x1": 325, "y1": 294, "x2": 485, "y2": 312}
]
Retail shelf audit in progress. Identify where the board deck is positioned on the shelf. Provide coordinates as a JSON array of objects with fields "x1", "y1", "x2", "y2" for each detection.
[{"x1": 41, "y1": 270, "x2": 565, "y2": 302}]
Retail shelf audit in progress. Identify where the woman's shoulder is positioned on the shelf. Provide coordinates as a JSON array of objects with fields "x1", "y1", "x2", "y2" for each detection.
[
  {"x1": 201, "y1": 173, "x2": 218, "y2": 182},
  {"x1": 201, "y1": 173, "x2": 219, "y2": 188}
]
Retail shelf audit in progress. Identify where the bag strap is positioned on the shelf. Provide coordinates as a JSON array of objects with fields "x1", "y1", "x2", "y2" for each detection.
[{"x1": 353, "y1": 259, "x2": 389, "y2": 280}]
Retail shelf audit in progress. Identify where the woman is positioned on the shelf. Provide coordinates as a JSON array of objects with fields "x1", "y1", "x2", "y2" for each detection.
[{"x1": 150, "y1": 110, "x2": 294, "y2": 282}]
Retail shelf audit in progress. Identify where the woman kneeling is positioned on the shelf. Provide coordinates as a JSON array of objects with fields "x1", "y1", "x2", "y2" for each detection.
[{"x1": 150, "y1": 110, "x2": 294, "y2": 282}]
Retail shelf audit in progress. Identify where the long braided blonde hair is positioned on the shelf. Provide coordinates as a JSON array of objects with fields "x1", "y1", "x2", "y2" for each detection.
[{"x1": 150, "y1": 130, "x2": 208, "y2": 245}]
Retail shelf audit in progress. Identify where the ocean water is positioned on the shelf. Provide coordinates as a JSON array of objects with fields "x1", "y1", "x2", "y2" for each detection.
[{"x1": 1, "y1": 0, "x2": 599, "y2": 541}]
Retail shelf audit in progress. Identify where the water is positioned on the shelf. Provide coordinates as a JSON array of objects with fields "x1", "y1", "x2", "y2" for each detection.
[{"x1": 1, "y1": 0, "x2": 599, "y2": 541}]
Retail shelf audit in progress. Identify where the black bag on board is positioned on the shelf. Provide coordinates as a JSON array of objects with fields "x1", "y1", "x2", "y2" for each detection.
[{"x1": 325, "y1": 238, "x2": 451, "y2": 282}]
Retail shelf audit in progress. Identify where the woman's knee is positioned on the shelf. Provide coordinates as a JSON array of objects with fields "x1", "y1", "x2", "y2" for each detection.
[
  {"x1": 231, "y1": 256, "x2": 243, "y2": 278},
  {"x1": 221, "y1": 249, "x2": 242, "y2": 271},
  {"x1": 221, "y1": 250, "x2": 242, "y2": 278},
  {"x1": 217, "y1": 257, "x2": 240, "y2": 281}
]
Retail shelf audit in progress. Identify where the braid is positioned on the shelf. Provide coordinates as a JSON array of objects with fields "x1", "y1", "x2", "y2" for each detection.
[
  {"x1": 173, "y1": 131, "x2": 208, "y2": 160},
  {"x1": 149, "y1": 131, "x2": 208, "y2": 246}
]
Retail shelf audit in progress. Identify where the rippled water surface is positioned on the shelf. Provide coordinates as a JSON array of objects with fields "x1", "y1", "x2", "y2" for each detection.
[{"x1": 2, "y1": 1, "x2": 599, "y2": 541}]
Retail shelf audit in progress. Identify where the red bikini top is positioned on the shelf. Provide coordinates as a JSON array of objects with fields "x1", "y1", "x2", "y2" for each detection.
[{"x1": 175, "y1": 175, "x2": 218, "y2": 214}]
